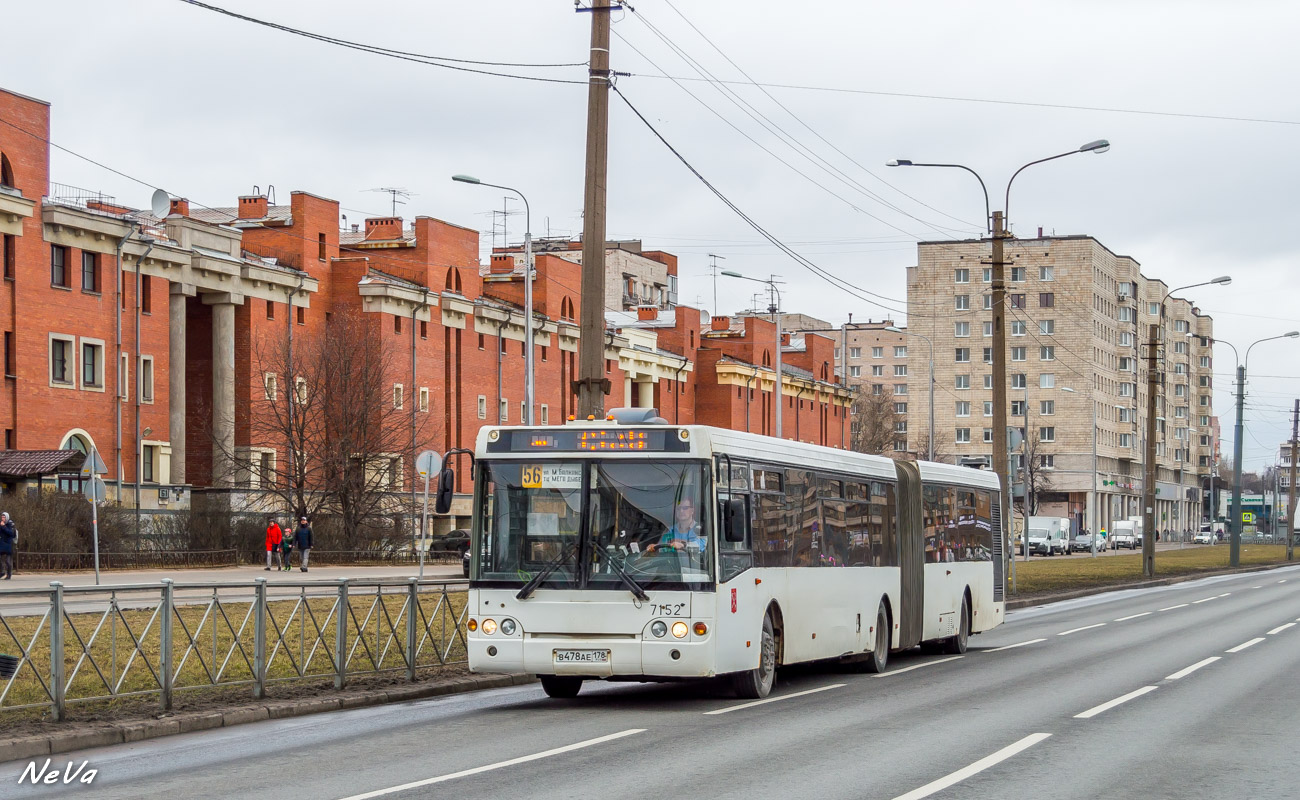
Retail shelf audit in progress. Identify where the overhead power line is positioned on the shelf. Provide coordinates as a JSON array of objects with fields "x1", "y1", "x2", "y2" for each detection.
[
  {"x1": 629, "y1": 74, "x2": 1300, "y2": 127},
  {"x1": 177, "y1": 0, "x2": 587, "y2": 84}
]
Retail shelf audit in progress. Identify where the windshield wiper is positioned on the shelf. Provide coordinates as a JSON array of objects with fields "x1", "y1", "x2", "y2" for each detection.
[
  {"x1": 516, "y1": 543, "x2": 576, "y2": 600},
  {"x1": 593, "y1": 545, "x2": 650, "y2": 602}
]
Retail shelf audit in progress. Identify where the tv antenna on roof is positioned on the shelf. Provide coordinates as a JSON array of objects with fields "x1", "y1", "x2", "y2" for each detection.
[{"x1": 367, "y1": 187, "x2": 414, "y2": 216}]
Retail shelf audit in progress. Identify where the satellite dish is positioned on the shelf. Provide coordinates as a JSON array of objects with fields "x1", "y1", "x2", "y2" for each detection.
[{"x1": 150, "y1": 188, "x2": 171, "y2": 218}]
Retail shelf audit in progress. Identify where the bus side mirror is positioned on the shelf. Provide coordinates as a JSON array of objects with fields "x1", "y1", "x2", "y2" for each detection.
[
  {"x1": 434, "y1": 467, "x2": 456, "y2": 514},
  {"x1": 723, "y1": 497, "x2": 747, "y2": 543}
]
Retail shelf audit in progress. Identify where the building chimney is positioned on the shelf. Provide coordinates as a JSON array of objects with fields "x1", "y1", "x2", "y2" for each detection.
[
  {"x1": 711, "y1": 315, "x2": 730, "y2": 331},
  {"x1": 364, "y1": 217, "x2": 404, "y2": 240},
  {"x1": 238, "y1": 195, "x2": 268, "y2": 219},
  {"x1": 169, "y1": 198, "x2": 190, "y2": 217},
  {"x1": 1038, "y1": 226, "x2": 1043, "y2": 238},
  {"x1": 637, "y1": 306, "x2": 658, "y2": 321}
]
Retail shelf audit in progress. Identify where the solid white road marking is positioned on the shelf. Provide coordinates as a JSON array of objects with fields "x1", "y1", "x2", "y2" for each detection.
[
  {"x1": 985, "y1": 638, "x2": 1046, "y2": 652},
  {"x1": 1165, "y1": 657, "x2": 1220, "y2": 680},
  {"x1": 1159, "y1": 603, "x2": 1189, "y2": 611},
  {"x1": 703, "y1": 683, "x2": 845, "y2": 715},
  {"x1": 1075, "y1": 686, "x2": 1159, "y2": 719},
  {"x1": 1226, "y1": 637, "x2": 1266, "y2": 653},
  {"x1": 335, "y1": 728, "x2": 646, "y2": 800},
  {"x1": 1267, "y1": 623, "x2": 1295, "y2": 635},
  {"x1": 874, "y1": 656, "x2": 963, "y2": 677},
  {"x1": 889, "y1": 733, "x2": 1052, "y2": 800},
  {"x1": 1057, "y1": 623, "x2": 1106, "y2": 636},
  {"x1": 1114, "y1": 612, "x2": 1152, "y2": 622}
]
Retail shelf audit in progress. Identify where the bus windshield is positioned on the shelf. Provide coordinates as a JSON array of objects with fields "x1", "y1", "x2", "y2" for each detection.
[{"x1": 475, "y1": 460, "x2": 713, "y2": 590}]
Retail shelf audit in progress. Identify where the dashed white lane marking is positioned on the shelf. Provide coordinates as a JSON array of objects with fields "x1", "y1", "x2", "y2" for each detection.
[
  {"x1": 1226, "y1": 637, "x2": 1266, "y2": 653},
  {"x1": 875, "y1": 656, "x2": 964, "y2": 677},
  {"x1": 1218, "y1": 592, "x2": 1232, "y2": 597},
  {"x1": 1057, "y1": 623, "x2": 1106, "y2": 636},
  {"x1": 1280, "y1": 579, "x2": 1288, "y2": 584},
  {"x1": 335, "y1": 728, "x2": 645, "y2": 800},
  {"x1": 1075, "y1": 686, "x2": 1159, "y2": 719},
  {"x1": 1160, "y1": 603, "x2": 1189, "y2": 611},
  {"x1": 1267, "y1": 623, "x2": 1295, "y2": 635},
  {"x1": 1252, "y1": 586, "x2": 1264, "y2": 589},
  {"x1": 1115, "y1": 612, "x2": 1152, "y2": 622},
  {"x1": 704, "y1": 683, "x2": 845, "y2": 715},
  {"x1": 1166, "y1": 657, "x2": 1220, "y2": 681},
  {"x1": 985, "y1": 638, "x2": 1046, "y2": 652},
  {"x1": 888, "y1": 733, "x2": 1052, "y2": 800},
  {"x1": 1192, "y1": 596, "x2": 1218, "y2": 604}
]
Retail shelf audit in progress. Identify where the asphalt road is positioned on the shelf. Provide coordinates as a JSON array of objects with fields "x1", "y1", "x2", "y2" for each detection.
[{"x1": 3, "y1": 564, "x2": 1298, "y2": 800}]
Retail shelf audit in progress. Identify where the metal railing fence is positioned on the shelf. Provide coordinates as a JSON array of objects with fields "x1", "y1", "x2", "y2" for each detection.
[{"x1": 0, "y1": 578, "x2": 469, "y2": 721}]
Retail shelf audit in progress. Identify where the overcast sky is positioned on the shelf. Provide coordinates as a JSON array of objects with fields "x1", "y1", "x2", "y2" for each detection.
[{"x1": 5, "y1": 0, "x2": 1299, "y2": 472}]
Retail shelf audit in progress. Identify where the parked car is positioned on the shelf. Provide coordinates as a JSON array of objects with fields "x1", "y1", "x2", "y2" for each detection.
[
  {"x1": 461, "y1": 548, "x2": 471, "y2": 578},
  {"x1": 428, "y1": 529, "x2": 470, "y2": 555},
  {"x1": 1071, "y1": 532, "x2": 1104, "y2": 553},
  {"x1": 1193, "y1": 529, "x2": 1216, "y2": 545}
]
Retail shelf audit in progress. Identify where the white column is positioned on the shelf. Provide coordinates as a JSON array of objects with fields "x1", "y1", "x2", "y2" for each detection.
[
  {"x1": 637, "y1": 380, "x2": 654, "y2": 409},
  {"x1": 211, "y1": 299, "x2": 236, "y2": 488},
  {"x1": 168, "y1": 287, "x2": 188, "y2": 484}
]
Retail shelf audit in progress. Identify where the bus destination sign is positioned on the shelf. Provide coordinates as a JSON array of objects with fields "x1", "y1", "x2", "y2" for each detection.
[{"x1": 489, "y1": 428, "x2": 690, "y2": 454}]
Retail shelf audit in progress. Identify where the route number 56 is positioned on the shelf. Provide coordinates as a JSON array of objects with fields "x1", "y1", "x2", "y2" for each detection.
[{"x1": 522, "y1": 465, "x2": 543, "y2": 488}]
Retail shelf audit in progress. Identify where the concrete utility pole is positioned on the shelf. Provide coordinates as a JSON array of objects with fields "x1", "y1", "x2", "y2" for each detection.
[
  {"x1": 990, "y1": 211, "x2": 1010, "y2": 558},
  {"x1": 1142, "y1": 320, "x2": 1160, "y2": 578},
  {"x1": 575, "y1": 2, "x2": 615, "y2": 418},
  {"x1": 1288, "y1": 399, "x2": 1298, "y2": 561}
]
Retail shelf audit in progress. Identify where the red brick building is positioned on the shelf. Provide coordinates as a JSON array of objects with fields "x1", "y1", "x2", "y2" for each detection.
[{"x1": 0, "y1": 86, "x2": 853, "y2": 527}]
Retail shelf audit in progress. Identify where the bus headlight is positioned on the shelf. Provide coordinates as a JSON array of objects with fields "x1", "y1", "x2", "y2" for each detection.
[
  {"x1": 500, "y1": 618, "x2": 517, "y2": 636},
  {"x1": 671, "y1": 621, "x2": 689, "y2": 639},
  {"x1": 482, "y1": 618, "x2": 497, "y2": 635},
  {"x1": 650, "y1": 621, "x2": 667, "y2": 638}
]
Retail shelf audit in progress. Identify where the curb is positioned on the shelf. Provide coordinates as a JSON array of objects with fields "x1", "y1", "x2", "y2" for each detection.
[
  {"x1": 1005, "y1": 560, "x2": 1294, "y2": 610},
  {"x1": 0, "y1": 673, "x2": 536, "y2": 765}
]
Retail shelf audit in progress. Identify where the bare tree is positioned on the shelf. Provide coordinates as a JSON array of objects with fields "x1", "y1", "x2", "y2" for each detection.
[
  {"x1": 226, "y1": 309, "x2": 422, "y2": 547},
  {"x1": 1018, "y1": 429, "x2": 1055, "y2": 516},
  {"x1": 849, "y1": 389, "x2": 898, "y2": 456}
]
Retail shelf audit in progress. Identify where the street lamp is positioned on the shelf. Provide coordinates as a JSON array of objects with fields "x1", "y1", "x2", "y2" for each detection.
[
  {"x1": 1218, "y1": 329, "x2": 1300, "y2": 566},
  {"x1": 721, "y1": 271, "x2": 783, "y2": 438},
  {"x1": 1140, "y1": 276, "x2": 1231, "y2": 576},
  {"x1": 453, "y1": 174, "x2": 536, "y2": 424},
  {"x1": 1060, "y1": 386, "x2": 1100, "y2": 557},
  {"x1": 885, "y1": 326, "x2": 933, "y2": 461},
  {"x1": 888, "y1": 140, "x2": 1109, "y2": 572}
]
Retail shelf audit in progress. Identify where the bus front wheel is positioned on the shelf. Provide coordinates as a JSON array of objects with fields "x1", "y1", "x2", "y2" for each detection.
[
  {"x1": 732, "y1": 614, "x2": 776, "y2": 699},
  {"x1": 540, "y1": 675, "x2": 583, "y2": 698}
]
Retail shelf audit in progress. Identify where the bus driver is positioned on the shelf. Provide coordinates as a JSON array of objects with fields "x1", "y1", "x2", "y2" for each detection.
[{"x1": 648, "y1": 497, "x2": 707, "y2": 553}]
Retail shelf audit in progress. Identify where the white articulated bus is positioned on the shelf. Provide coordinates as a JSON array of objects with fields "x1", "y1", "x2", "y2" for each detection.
[{"x1": 455, "y1": 411, "x2": 1005, "y2": 699}]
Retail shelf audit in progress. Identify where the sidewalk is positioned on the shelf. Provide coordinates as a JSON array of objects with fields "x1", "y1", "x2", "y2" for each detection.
[{"x1": 0, "y1": 562, "x2": 462, "y2": 592}]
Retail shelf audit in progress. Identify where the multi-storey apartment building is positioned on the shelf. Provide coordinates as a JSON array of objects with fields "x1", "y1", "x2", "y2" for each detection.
[{"x1": 906, "y1": 234, "x2": 1215, "y2": 535}]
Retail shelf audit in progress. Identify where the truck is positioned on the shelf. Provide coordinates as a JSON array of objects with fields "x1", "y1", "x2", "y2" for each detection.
[
  {"x1": 1025, "y1": 516, "x2": 1071, "y2": 556},
  {"x1": 1110, "y1": 518, "x2": 1142, "y2": 550}
]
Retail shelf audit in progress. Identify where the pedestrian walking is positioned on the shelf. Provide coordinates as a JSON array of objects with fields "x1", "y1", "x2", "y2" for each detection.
[
  {"x1": 294, "y1": 516, "x2": 313, "y2": 572},
  {"x1": 280, "y1": 524, "x2": 294, "y2": 572},
  {"x1": 264, "y1": 516, "x2": 283, "y2": 571},
  {"x1": 0, "y1": 511, "x2": 15, "y2": 580}
]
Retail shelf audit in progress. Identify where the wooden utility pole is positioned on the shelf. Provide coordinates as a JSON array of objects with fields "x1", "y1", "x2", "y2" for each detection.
[
  {"x1": 1288, "y1": 399, "x2": 1298, "y2": 561},
  {"x1": 575, "y1": 2, "x2": 615, "y2": 417},
  {"x1": 1142, "y1": 321, "x2": 1160, "y2": 577}
]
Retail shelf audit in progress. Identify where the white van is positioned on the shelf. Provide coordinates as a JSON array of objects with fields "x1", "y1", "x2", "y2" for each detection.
[{"x1": 1026, "y1": 516, "x2": 1071, "y2": 556}]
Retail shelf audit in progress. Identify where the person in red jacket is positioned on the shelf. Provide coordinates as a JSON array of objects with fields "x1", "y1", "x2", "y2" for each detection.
[{"x1": 264, "y1": 516, "x2": 283, "y2": 571}]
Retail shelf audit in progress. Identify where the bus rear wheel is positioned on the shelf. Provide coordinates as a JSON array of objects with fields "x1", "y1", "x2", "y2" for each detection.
[
  {"x1": 862, "y1": 603, "x2": 889, "y2": 674},
  {"x1": 732, "y1": 613, "x2": 776, "y2": 699},
  {"x1": 944, "y1": 597, "x2": 970, "y2": 655},
  {"x1": 540, "y1": 675, "x2": 583, "y2": 698}
]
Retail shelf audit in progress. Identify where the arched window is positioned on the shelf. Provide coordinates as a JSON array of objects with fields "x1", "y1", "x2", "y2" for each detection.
[
  {"x1": 444, "y1": 267, "x2": 462, "y2": 293},
  {"x1": 820, "y1": 361, "x2": 829, "y2": 380},
  {"x1": 762, "y1": 350, "x2": 771, "y2": 367},
  {"x1": 0, "y1": 153, "x2": 13, "y2": 188},
  {"x1": 64, "y1": 433, "x2": 90, "y2": 454}
]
